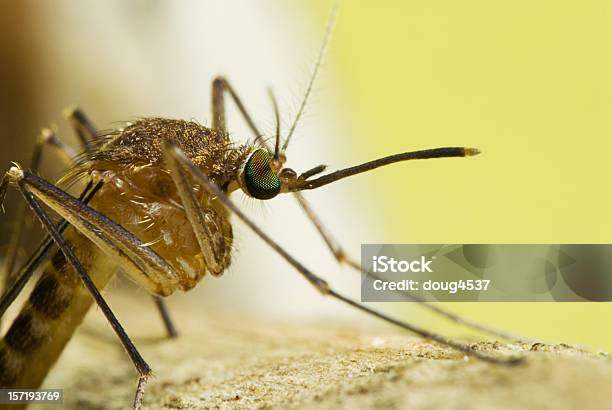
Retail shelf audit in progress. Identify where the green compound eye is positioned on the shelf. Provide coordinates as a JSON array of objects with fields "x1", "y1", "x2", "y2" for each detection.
[{"x1": 244, "y1": 149, "x2": 281, "y2": 200}]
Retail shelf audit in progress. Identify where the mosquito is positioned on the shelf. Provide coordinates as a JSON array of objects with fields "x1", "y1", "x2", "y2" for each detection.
[{"x1": 0, "y1": 5, "x2": 524, "y2": 409}]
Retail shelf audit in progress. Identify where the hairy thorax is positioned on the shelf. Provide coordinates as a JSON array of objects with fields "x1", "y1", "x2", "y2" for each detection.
[{"x1": 70, "y1": 118, "x2": 250, "y2": 293}]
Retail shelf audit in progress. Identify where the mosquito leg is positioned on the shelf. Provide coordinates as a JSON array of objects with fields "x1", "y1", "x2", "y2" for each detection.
[
  {"x1": 0, "y1": 181, "x2": 101, "y2": 319},
  {"x1": 1, "y1": 127, "x2": 96, "y2": 333},
  {"x1": 64, "y1": 106, "x2": 99, "y2": 153},
  {"x1": 169, "y1": 145, "x2": 524, "y2": 365},
  {"x1": 0, "y1": 173, "x2": 8, "y2": 211},
  {"x1": 293, "y1": 192, "x2": 358, "y2": 269},
  {"x1": 3, "y1": 196, "x2": 29, "y2": 293},
  {"x1": 153, "y1": 296, "x2": 178, "y2": 338},
  {"x1": 11, "y1": 170, "x2": 150, "y2": 410},
  {"x1": 153, "y1": 287, "x2": 180, "y2": 335},
  {"x1": 9, "y1": 170, "x2": 180, "y2": 296},
  {"x1": 3, "y1": 166, "x2": 182, "y2": 354},
  {"x1": 64, "y1": 106, "x2": 180, "y2": 337},
  {"x1": 2, "y1": 129, "x2": 78, "y2": 295},
  {"x1": 32, "y1": 128, "x2": 78, "y2": 166},
  {"x1": 212, "y1": 76, "x2": 268, "y2": 147},
  {"x1": 292, "y1": 192, "x2": 528, "y2": 343},
  {"x1": 162, "y1": 142, "x2": 228, "y2": 277}
]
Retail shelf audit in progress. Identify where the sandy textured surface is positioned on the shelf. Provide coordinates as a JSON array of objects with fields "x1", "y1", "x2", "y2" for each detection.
[{"x1": 31, "y1": 295, "x2": 611, "y2": 410}]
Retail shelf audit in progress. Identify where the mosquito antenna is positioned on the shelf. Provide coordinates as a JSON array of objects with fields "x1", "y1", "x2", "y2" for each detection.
[
  {"x1": 267, "y1": 87, "x2": 281, "y2": 161},
  {"x1": 291, "y1": 147, "x2": 480, "y2": 191},
  {"x1": 282, "y1": 1, "x2": 338, "y2": 152}
]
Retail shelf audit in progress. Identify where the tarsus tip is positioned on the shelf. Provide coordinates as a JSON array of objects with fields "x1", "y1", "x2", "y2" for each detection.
[
  {"x1": 63, "y1": 105, "x2": 78, "y2": 118},
  {"x1": 465, "y1": 148, "x2": 481, "y2": 156},
  {"x1": 39, "y1": 128, "x2": 54, "y2": 142}
]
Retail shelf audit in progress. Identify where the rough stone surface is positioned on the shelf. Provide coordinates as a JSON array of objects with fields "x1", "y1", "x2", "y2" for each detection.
[{"x1": 31, "y1": 296, "x2": 612, "y2": 410}]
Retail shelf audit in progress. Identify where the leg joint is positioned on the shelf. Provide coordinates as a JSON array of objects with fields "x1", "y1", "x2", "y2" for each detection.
[
  {"x1": 7, "y1": 166, "x2": 24, "y2": 182},
  {"x1": 212, "y1": 75, "x2": 228, "y2": 89}
]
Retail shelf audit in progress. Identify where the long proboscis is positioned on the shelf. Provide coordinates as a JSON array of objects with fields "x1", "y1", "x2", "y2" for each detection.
[{"x1": 290, "y1": 147, "x2": 479, "y2": 191}]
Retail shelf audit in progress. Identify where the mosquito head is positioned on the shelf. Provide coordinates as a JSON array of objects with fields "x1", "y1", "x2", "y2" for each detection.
[
  {"x1": 238, "y1": 148, "x2": 282, "y2": 200},
  {"x1": 237, "y1": 1, "x2": 338, "y2": 201}
]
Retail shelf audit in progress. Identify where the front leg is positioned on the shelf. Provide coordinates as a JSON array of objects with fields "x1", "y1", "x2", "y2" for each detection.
[
  {"x1": 212, "y1": 76, "x2": 265, "y2": 145},
  {"x1": 2, "y1": 128, "x2": 77, "y2": 293},
  {"x1": 6, "y1": 168, "x2": 151, "y2": 410},
  {"x1": 293, "y1": 191, "x2": 527, "y2": 342},
  {"x1": 162, "y1": 141, "x2": 232, "y2": 278}
]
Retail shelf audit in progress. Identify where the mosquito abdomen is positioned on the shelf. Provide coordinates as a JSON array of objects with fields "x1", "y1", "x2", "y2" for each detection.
[{"x1": 0, "y1": 227, "x2": 115, "y2": 393}]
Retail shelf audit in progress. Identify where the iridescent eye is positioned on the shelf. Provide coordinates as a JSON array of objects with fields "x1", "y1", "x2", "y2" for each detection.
[{"x1": 244, "y1": 149, "x2": 281, "y2": 200}]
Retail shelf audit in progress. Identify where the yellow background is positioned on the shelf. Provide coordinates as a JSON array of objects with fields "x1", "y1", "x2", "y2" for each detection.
[{"x1": 314, "y1": 0, "x2": 612, "y2": 351}]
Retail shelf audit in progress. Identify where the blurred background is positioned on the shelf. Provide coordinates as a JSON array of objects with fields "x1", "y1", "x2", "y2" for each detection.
[{"x1": 0, "y1": 0, "x2": 610, "y2": 353}]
